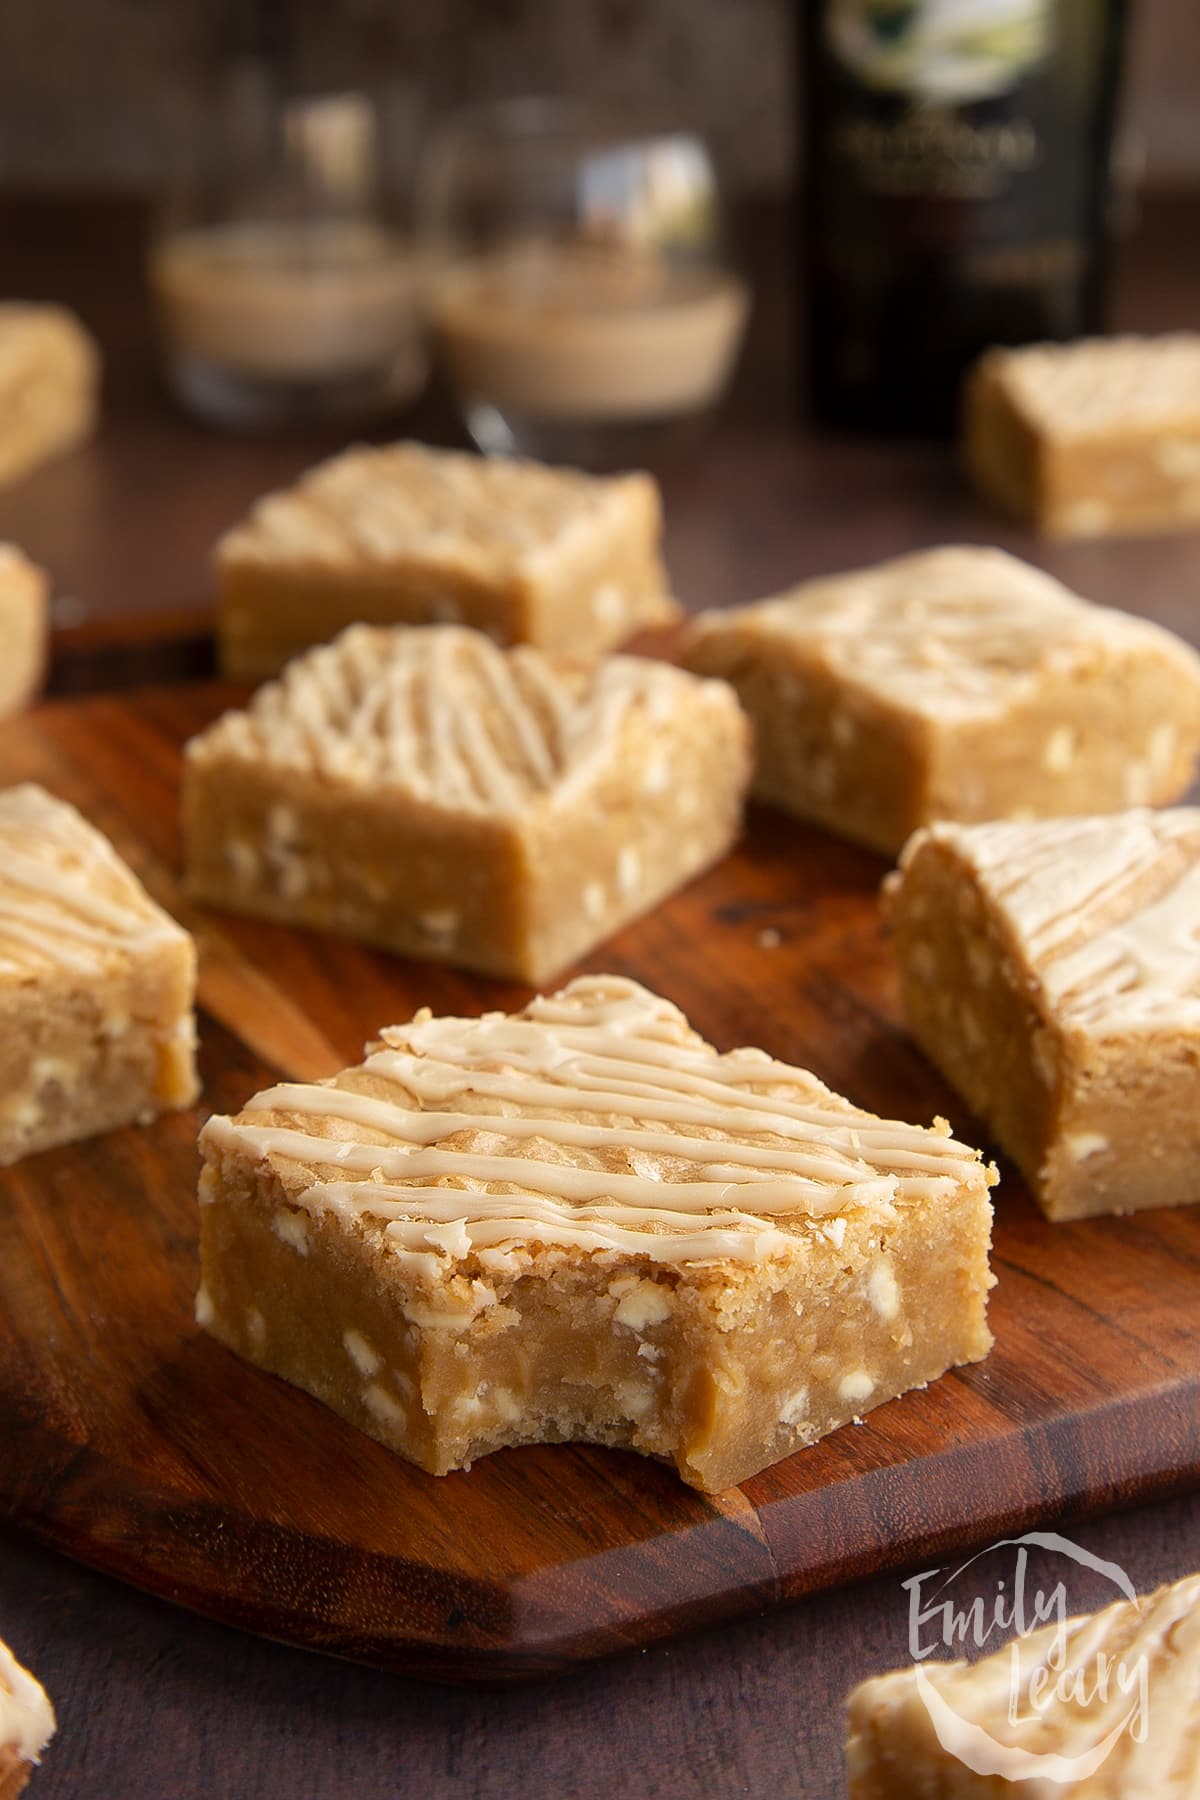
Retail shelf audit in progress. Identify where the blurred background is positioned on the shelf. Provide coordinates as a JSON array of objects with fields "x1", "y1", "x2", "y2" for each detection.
[
  {"x1": 0, "y1": 0, "x2": 1197, "y2": 646},
  {"x1": 0, "y1": 0, "x2": 1196, "y2": 194}
]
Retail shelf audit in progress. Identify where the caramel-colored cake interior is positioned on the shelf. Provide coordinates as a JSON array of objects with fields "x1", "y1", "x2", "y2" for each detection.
[
  {"x1": 684, "y1": 546, "x2": 1200, "y2": 853},
  {"x1": 199, "y1": 975, "x2": 995, "y2": 1492},
  {"x1": 0, "y1": 782, "x2": 199, "y2": 1166},
  {"x1": 887, "y1": 809, "x2": 1200, "y2": 1220}
]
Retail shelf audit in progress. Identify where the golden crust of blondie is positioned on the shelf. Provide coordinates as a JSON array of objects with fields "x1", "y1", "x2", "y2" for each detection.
[
  {"x1": 0, "y1": 545, "x2": 48, "y2": 719},
  {"x1": 203, "y1": 973, "x2": 994, "y2": 1296},
  {"x1": 0, "y1": 303, "x2": 99, "y2": 488},
  {"x1": 973, "y1": 332, "x2": 1200, "y2": 442},
  {"x1": 217, "y1": 439, "x2": 667, "y2": 584},
  {"x1": 683, "y1": 546, "x2": 1200, "y2": 726},
  {"x1": 0, "y1": 783, "x2": 192, "y2": 982},
  {"x1": 0, "y1": 783, "x2": 200, "y2": 1164},
  {"x1": 893, "y1": 809, "x2": 1200, "y2": 1041},
  {"x1": 886, "y1": 810, "x2": 1200, "y2": 1220}
]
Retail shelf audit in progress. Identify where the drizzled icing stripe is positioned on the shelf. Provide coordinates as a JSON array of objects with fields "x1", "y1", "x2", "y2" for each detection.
[
  {"x1": 0, "y1": 783, "x2": 184, "y2": 975},
  {"x1": 885, "y1": 1572, "x2": 1200, "y2": 1782},
  {"x1": 990, "y1": 333, "x2": 1200, "y2": 437},
  {"x1": 203, "y1": 975, "x2": 989, "y2": 1277},
  {"x1": 188, "y1": 625, "x2": 717, "y2": 817},
  {"x1": 690, "y1": 547, "x2": 1200, "y2": 725},
  {"x1": 221, "y1": 441, "x2": 637, "y2": 574},
  {"x1": 919, "y1": 810, "x2": 1200, "y2": 1031}
]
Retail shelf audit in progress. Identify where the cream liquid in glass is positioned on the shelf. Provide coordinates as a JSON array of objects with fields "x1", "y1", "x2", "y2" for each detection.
[
  {"x1": 151, "y1": 220, "x2": 425, "y2": 426},
  {"x1": 430, "y1": 239, "x2": 749, "y2": 464}
]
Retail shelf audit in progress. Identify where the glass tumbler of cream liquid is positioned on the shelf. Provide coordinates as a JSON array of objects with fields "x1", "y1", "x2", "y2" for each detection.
[
  {"x1": 149, "y1": 79, "x2": 426, "y2": 429},
  {"x1": 418, "y1": 99, "x2": 750, "y2": 467}
]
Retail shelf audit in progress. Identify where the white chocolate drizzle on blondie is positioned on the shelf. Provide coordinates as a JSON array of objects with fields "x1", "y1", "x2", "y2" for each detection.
[
  {"x1": 0, "y1": 784, "x2": 182, "y2": 975},
  {"x1": 193, "y1": 625, "x2": 710, "y2": 813},
  {"x1": 910, "y1": 810, "x2": 1200, "y2": 1032},
  {"x1": 698, "y1": 547, "x2": 1200, "y2": 725},
  {"x1": 847, "y1": 1572, "x2": 1200, "y2": 1790},
  {"x1": 986, "y1": 332, "x2": 1200, "y2": 439},
  {"x1": 220, "y1": 440, "x2": 645, "y2": 575},
  {"x1": 202, "y1": 976, "x2": 988, "y2": 1277}
]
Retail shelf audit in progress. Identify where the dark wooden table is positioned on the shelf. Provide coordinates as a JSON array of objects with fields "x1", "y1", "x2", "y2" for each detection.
[{"x1": 1, "y1": 190, "x2": 1199, "y2": 1799}]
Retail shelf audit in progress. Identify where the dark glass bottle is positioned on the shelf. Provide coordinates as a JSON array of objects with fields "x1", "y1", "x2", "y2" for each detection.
[{"x1": 800, "y1": 0, "x2": 1128, "y2": 433}]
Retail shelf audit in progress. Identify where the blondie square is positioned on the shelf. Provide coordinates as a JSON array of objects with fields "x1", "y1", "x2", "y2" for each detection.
[
  {"x1": 183, "y1": 623, "x2": 750, "y2": 984},
  {"x1": 214, "y1": 440, "x2": 677, "y2": 680},
  {"x1": 885, "y1": 810, "x2": 1200, "y2": 1221},
  {"x1": 0, "y1": 546, "x2": 48, "y2": 720},
  {"x1": 197, "y1": 975, "x2": 996, "y2": 1493},
  {"x1": 0, "y1": 303, "x2": 98, "y2": 489},
  {"x1": 966, "y1": 333, "x2": 1200, "y2": 537},
  {"x1": 0, "y1": 1637, "x2": 54, "y2": 1800},
  {"x1": 0, "y1": 784, "x2": 200, "y2": 1166},
  {"x1": 681, "y1": 547, "x2": 1200, "y2": 856},
  {"x1": 846, "y1": 1572, "x2": 1200, "y2": 1797}
]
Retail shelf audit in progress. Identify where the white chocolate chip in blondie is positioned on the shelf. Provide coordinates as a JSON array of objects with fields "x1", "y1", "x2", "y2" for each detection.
[
  {"x1": 779, "y1": 1387, "x2": 810, "y2": 1427},
  {"x1": 415, "y1": 907, "x2": 461, "y2": 946},
  {"x1": 839, "y1": 1369, "x2": 874, "y2": 1404},
  {"x1": 343, "y1": 1327, "x2": 382, "y2": 1378},
  {"x1": 616, "y1": 846, "x2": 642, "y2": 898},
  {"x1": 619, "y1": 1382, "x2": 655, "y2": 1420},
  {"x1": 591, "y1": 581, "x2": 623, "y2": 626},
  {"x1": 1063, "y1": 1130, "x2": 1109, "y2": 1164},
  {"x1": 272, "y1": 1209, "x2": 309, "y2": 1255},
  {"x1": 642, "y1": 752, "x2": 671, "y2": 795},
  {"x1": 1042, "y1": 725, "x2": 1077, "y2": 774},
  {"x1": 266, "y1": 844, "x2": 311, "y2": 900},
  {"x1": 364, "y1": 1382, "x2": 407, "y2": 1429},
  {"x1": 868, "y1": 1258, "x2": 900, "y2": 1322},
  {"x1": 611, "y1": 1277, "x2": 673, "y2": 1332},
  {"x1": 490, "y1": 1386, "x2": 522, "y2": 1424}
]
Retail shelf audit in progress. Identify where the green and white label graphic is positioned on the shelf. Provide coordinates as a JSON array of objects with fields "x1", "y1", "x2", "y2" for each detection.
[{"x1": 826, "y1": 0, "x2": 1052, "y2": 103}]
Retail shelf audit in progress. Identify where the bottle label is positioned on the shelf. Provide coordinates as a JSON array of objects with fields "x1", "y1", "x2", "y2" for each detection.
[
  {"x1": 804, "y1": 0, "x2": 1121, "y2": 425},
  {"x1": 826, "y1": 0, "x2": 1051, "y2": 106},
  {"x1": 831, "y1": 106, "x2": 1038, "y2": 201}
]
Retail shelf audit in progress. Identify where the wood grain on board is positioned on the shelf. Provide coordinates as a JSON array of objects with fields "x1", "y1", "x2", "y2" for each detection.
[{"x1": 0, "y1": 686, "x2": 1197, "y2": 1683}]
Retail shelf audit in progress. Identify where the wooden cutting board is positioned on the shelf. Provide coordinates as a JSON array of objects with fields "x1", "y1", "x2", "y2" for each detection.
[{"x1": 1, "y1": 686, "x2": 1197, "y2": 1683}]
